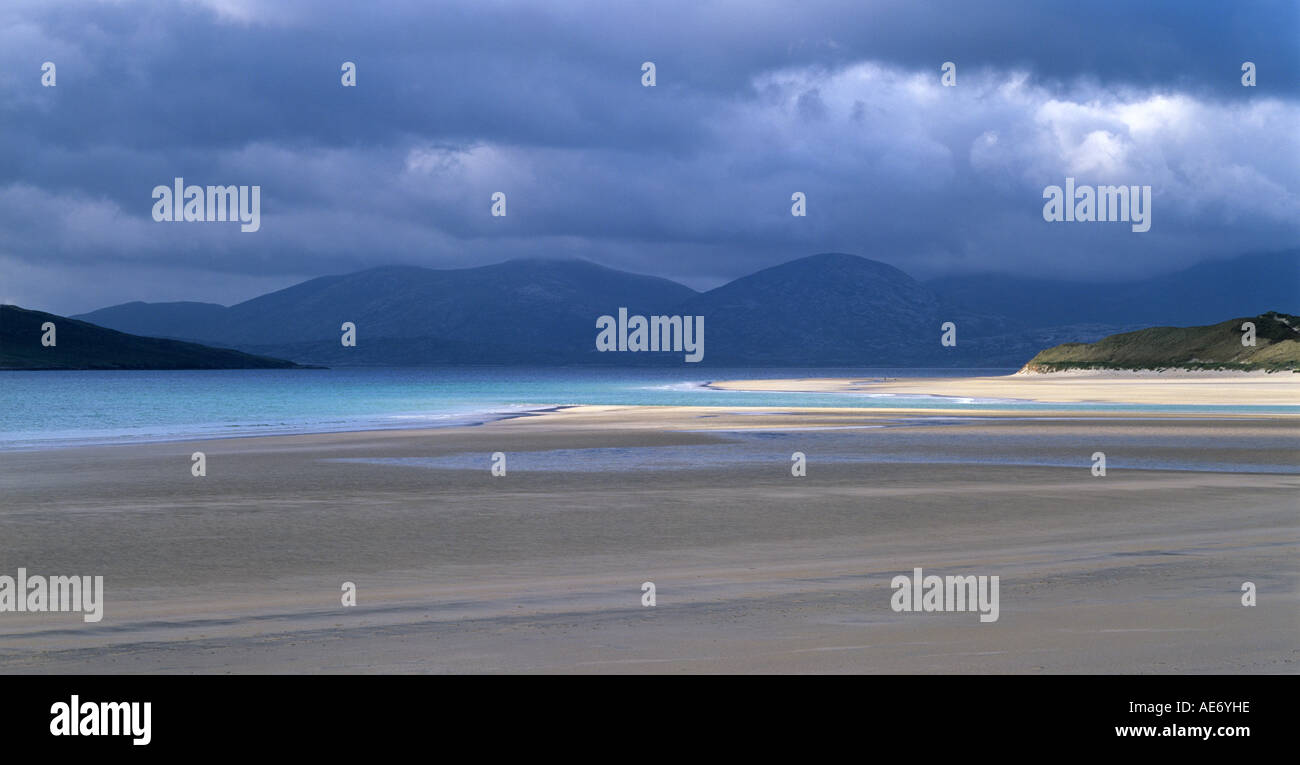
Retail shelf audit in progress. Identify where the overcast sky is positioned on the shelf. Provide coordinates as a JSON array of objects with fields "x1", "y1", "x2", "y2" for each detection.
[{"x1": 1, "y1": 0, "x2": 1297, "y2": 314}]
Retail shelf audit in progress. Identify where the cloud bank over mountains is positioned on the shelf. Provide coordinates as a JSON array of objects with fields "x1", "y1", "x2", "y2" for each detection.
[{"x1": 1, "y1": 0, "x2": 1296, "y2": 314}]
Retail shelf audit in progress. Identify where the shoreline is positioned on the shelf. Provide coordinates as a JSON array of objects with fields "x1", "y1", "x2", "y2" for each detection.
[
  {"x1": 0, "y1": 404, "x2": 581, "y2": 454},
  {"x1": 4, "y1": 400, "x2": 1298, "y2": 454},
  {"x1": 1011, "y1": 368, "x2": 1300, "y2": 378},
  {"x1": 707, "y1": 372, "x2": 1300, "y2": 407},
  {"x1": 5, "y1": 371, "x2": 1299, "y2": 453}
]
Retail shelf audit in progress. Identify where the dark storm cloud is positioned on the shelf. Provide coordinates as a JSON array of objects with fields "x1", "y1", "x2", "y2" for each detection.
[{"x1": 0, "y1": 0, "x2": 1296, "y2": 313}]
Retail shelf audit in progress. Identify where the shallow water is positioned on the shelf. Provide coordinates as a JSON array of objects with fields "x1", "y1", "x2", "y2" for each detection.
[
  {"x1": 327, "y1": 421, "x2": 1300, "y2": 475},
  {"x1": 1, "y1": 366, "x2": 1294, "y2": 451}
]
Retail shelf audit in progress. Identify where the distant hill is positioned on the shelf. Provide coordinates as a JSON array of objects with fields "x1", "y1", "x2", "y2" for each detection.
[
  {"x1": 676, "y1": 253, "x2": 942, "y2": 365},
  {"x1": 75, "y1": 259, "x2": 699, "y2": 365},
  {"x1": 71, "y1": 254, "x2": 1112, "y2": 366},
  {"x1": 1022, "y1": 312, "x2": 1300, "y2": 372},
  {"x1": 68, "y1": 250, "x2": 1300, "y2": 367},
  {"x1": 927, "y1": 250, "x2": 1300, "y2": 328},
  {"x1": 70, "y1": 301, "x2": 229, "y2": 342},
  {"x1": 0, "y1": 305, "x2": 304, "y2": 370}
]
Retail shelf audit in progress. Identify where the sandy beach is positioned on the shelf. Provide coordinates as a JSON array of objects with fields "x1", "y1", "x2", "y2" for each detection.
[
  {"x1": 708, "y1": 370, "x2": 1300, "y2": 407},
  {"x1": 1, "y1": 382, "x2": 1297, "y2": 674}
]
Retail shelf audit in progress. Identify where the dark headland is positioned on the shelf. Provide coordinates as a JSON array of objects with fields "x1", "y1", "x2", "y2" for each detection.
[{"x1": 0, "y1": 305, "x2": 307, "y2": 370}]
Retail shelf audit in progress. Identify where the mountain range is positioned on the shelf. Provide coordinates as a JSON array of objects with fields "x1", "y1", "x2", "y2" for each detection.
[{"x1": 66, "y1": 250, "x2": 1299, "y2": 367}]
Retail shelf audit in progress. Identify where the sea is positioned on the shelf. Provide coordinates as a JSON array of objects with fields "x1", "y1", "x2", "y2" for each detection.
[{"x1": 0, "y1": 366, "x2": 1294, "y2": 452}]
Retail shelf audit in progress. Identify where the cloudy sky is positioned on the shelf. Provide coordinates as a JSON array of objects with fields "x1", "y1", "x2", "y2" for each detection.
[{"x1": 1, "y1": 0, "x2": 1297, "y2": 314}]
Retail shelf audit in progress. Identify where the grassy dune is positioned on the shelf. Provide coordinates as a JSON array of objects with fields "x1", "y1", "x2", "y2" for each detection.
[{"x1": 1022, "y1": 312, "x2": 1300, "y2": 373}]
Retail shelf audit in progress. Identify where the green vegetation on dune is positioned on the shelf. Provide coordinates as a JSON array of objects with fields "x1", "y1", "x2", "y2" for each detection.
[
  {"x1": 0, "y1": 305, "x2": 305, "y2": 370},
  {"x1": 1022, "y1": 312, "x2": 1300, "y2": 372}
]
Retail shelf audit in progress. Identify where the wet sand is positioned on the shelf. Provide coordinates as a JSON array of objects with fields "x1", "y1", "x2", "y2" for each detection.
[{"x1": 0, "y1": 407, "x2": 1297, "y2": 673}]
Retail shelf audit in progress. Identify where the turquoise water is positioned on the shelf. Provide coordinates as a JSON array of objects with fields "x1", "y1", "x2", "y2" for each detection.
[{"x1": 0, "y1": 367, "x2": 1294, "y2": 451}]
